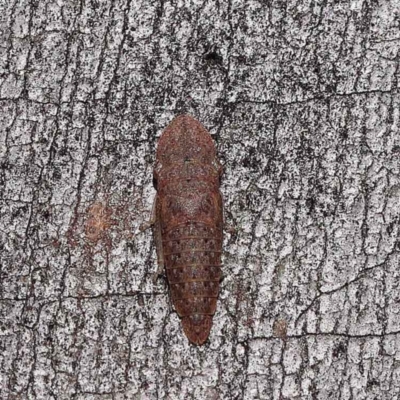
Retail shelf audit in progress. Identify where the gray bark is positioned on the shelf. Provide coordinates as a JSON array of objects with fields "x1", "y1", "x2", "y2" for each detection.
[{"x1": 1, "y1": 0, "x2": 400, "y2": 399}]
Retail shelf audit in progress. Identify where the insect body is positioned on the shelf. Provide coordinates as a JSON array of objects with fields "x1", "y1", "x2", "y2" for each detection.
[{"x1": 152, "y1": 115, "x2": 223, "y2": 345}]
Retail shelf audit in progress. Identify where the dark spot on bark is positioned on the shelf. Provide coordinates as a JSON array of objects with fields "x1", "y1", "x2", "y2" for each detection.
[
  {"x1": 58, "y1": 147, "x2": 68, "y2": 157},
  {"x1": 53, "y1": 168, "x2": 61, "y2": 180},
  {"x1": 1, "y1": 161, "x2": 10, "y2": 171},
  {"x1": 392, "y1": 145, "x2": 400, "y2": 153},
  {"x1": 42, "y1": 209, "x2": 51, "y2": 220},
  {"x1": 242, "y1": 147, "x2": 258, "y2": 170},
  {"x1": 332, "y1": 341, "x2": 347, "y2": 358},
  {"x1": 306, "y1": 197, "x2": 315, "y2": 213},
  {"x1": 367, "y1": 378, "x2": 379, "y2": 388},
  {"x1": 204, "y1": 51, "x2": 223, "y2": 65},
  {"x1": 340, "y1": 130, "x2": 348, "y2": 139}
]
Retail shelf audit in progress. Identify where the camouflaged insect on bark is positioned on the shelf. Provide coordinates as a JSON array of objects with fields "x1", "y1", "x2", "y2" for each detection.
[{"x1": 153, "y1": 115, "x2": 223, "y2": 345}]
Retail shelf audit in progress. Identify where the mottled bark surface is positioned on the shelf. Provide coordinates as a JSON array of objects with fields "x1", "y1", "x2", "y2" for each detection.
[{"x1": 1, "y1": 1, "x2": 400, "y2": 399}]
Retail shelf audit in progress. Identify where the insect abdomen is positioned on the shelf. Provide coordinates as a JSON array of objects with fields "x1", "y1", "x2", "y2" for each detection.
[{"x1": 164, "y1": 222, "x2": 222, "y2": 344}]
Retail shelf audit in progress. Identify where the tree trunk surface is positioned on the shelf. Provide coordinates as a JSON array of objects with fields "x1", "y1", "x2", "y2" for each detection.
[{"x1": 1, "y1": 1, "x2": 399, "y2": 399}]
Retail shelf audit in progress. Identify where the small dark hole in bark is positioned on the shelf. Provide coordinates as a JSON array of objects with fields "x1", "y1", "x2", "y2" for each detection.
[{"x1": 204, "y1": 51, "x2": 223, "y2": 64}]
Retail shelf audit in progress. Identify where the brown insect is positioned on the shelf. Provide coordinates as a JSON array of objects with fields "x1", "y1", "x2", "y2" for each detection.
[{"x1": 145, "y1": 114, "x2": 223, "y2": 345}]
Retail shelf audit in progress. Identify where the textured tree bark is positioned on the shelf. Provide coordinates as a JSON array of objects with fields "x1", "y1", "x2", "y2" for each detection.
[{"x1": 0, "y1": 0, "x2": 400, "y2": 399}]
